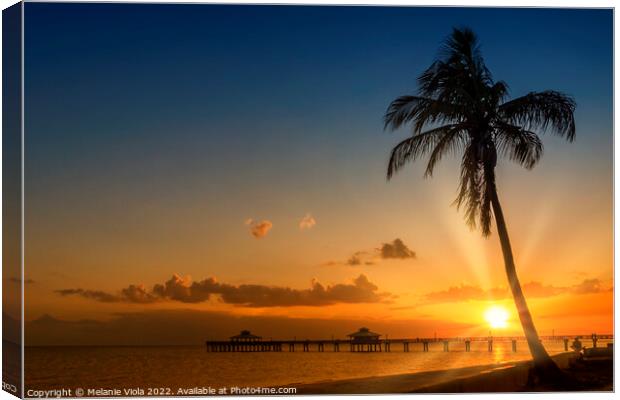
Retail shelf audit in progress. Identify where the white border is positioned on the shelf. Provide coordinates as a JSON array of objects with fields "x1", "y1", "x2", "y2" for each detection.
[{"x1": 0, "y1": 2, "x2": 615, "y2": 400}]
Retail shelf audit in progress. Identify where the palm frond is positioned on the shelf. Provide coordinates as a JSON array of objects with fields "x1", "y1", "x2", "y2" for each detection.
[
  {"x1": 453, "y1": 141, "x2": 497, "y2": 236},
  {"x1": 424, "y1": 125, "x2": 468, "y2": 177},
  {"x1": 480, "y1": 144, "x2": 498, "y2": 236},
  {"x1": 383, "y1": 95, "x2": 464, "y2": 133},
  {"x1": 488, "y1": 80, "x2": 509, "y2": 104},
  {"x1": 453, "y1": 143, "x2": 483, "y2": 230},
  {"x1": 479, "y1": 185, "x2": 493, "y2": 236},
  {"x1": 498, "y1": 91, "x2": 576, "y2": 141},
  {"x1": 419, "y1": 28, "x2": 493, "y2": 99},
  {"x1": 495, "y1": 122, "x2": 544, "y2": 169},
  {"x1": 440, "y1": 27, "x2": 480, "y2": 62},
  {"x1": 387, "y1": 124, "x2": 462, "y2": 179}
]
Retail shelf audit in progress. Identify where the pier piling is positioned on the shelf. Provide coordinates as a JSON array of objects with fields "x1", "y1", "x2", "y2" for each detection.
[{"x1": 592, "y1": 333, "x2": 598, "y2": 348}]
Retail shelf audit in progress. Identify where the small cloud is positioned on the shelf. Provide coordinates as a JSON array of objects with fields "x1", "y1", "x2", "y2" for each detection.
[
  {"x1": 345, "y1": 251, "x2": 372, "y2": 266},
  {"x1": 380, "y1": 239, "x2": 416, "y2": 259},
  {"x1": 299, "y1": 214, "x2": 316, "y2": 230},
  {"x1": 245, "y1": 219, "x2": 273, "y2": 238},
  {"x1": 321, "y1": 261, "x2": 340, "y2": 267},
  {"x1": 570, "y1": 278, "x2": 603, "y2": 295},
  {"x1": 324, "y1": 239, "x2": 417, "y2": 267},
  {"x1": 346, "y1": 255, "x2": 361, "y2": 266}
]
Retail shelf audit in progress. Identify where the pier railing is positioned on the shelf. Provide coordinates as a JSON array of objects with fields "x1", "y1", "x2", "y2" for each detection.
[{"x1": 205, "y1": 334, "x2": 613, "y2": 353}]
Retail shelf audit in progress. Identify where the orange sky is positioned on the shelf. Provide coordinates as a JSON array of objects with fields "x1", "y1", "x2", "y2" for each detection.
[{"x1": 22, "y1": 139, "x2": 613, "y2": 344}]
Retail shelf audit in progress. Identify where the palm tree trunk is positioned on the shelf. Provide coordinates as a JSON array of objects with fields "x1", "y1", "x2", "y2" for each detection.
[{"x1": 488, "y1": 184, "x2": 562, "y2": 377}]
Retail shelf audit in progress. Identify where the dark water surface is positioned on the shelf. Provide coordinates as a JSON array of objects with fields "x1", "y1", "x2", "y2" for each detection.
[{"x1": 25, "y1": 340, "x2": 609, "y2": 394}]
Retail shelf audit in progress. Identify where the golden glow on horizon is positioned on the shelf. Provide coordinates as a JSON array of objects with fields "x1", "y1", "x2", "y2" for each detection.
[
  {"x1": 22, "y1": 149, "x2": 613, "y2": 339},
  {"x1": 484, "y1": 306, "x2": 509, "y2": 329}
]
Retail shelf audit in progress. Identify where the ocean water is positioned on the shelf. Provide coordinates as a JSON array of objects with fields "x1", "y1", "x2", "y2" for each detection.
[{"x1": 24, "y1": 339, "x2": 610, "y2": 393}]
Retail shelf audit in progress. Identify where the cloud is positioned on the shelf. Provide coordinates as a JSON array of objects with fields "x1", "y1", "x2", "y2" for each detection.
[
  {"x1": 571, "y1": 279, "x2": 604, "y2": 295},
  {"x1": 120, "y1": 284, "x2": 159, "y2": 303},
  {"x1": 527, "y1": 279, "x2": 606, "y2": 297},
  {"x1": 346, "y1": 256, "x2": 361, "y2": 266},
  {"x1": 521, "y1": 281, "x2": 565, "y2": 298},
  {"x1": 326, "y1": 239, "x2": 417, "y2": 267},
  {"x1": 380, "y1": 238, "x2": 416, "y2": 259},
  {"x1": 245, "y1": 219, "x2": 273, "y2": 238},
  {"x1": 55, "y1": 289, "x2": 120, "y2": 303},
  {"x1": 345, "y1": 251, "x2": 368, "y2": 266},
  {"x1": 424, "y1": 279, "x2": 609, "y2": 304},
  {"x1": 56, "y1": 274, "x2": 390, "y2": 308},
  {"x1": 299, "y1": 214, "x2": 316, "y2": 230},
  {"x1": 425, "y1": 284, "x2": 492, "y2": 303},
  {"x1": 321, "y1": 261, "x2": 340, "y2": 267}
]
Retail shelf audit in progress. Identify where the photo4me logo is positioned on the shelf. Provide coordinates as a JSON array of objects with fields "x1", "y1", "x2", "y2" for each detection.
[{"x1": 230, "y1": 387, "x2": 297, "y2": 395}]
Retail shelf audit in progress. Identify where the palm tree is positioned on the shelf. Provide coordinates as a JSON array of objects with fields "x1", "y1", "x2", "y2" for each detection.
[{"x1": 384, "y1": 28, "x2": 575, "y2": 378}]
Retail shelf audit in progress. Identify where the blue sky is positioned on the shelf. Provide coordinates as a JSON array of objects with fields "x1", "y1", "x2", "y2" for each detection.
[{"x1": 24, "y1": 4, "x2": 612, "y2": 222}]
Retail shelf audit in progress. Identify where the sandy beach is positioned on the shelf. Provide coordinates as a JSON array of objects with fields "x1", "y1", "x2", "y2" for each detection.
[{"x1": 295, "y1": 352, "x2": 613, "y2": 394}]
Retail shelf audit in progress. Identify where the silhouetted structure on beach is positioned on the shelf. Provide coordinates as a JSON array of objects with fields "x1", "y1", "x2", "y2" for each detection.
[{"x1": 230, "y1": 330, "x2": 261, "y2": 342}]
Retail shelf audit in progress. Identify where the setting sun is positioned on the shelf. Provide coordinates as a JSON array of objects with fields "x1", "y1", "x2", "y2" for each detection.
[{"x1": 484, "y1": 306, "x2": 509, "y2": 329}]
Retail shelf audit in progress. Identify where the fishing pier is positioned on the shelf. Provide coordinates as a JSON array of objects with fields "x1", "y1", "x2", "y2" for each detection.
[{"x1": 205, "y1": 328, "x2": 613, "y2": 353}]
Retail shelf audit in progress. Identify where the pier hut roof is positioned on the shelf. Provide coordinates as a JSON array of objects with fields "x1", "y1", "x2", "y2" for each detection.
[
  {"x1": 347, "y1": 327, "x2": 381, "y2": 339},
  {"x1": 230, "y1": 330, "x2": 262, "y2": 340}
]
